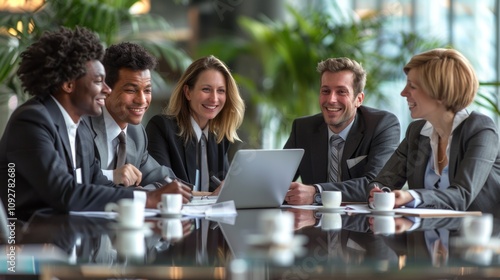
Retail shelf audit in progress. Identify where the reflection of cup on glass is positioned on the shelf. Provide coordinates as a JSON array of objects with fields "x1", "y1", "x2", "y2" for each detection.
[
  {"x1": 259, "y1": 210, "x2": 294, "y2": 245},
  {"x1": 321, "y1": 213, "x2": 342, "y2": 231},
  {"x1": 373, "y1": 192, "x2": 395, "y2": 211},
  {"x1": 157, "y1": 219, "x2": 183, "y2": 241},
  {"x1": 105, "y1": 199, "x2": 144, "y2": 228},
  {"x1": 462, "y1": 248, "x2": 493, "y2": 266},
  {"x1": 322, "y1": 191, "x2": 342, "y2": 208},
  {"x1": 373, "y1": 216, "x2": 395, "y2": 235},
  {"x1": 115, "y1": 230, "x2": 146, "y2": 263},
  {"x1": 157, "y1": 194, "x2": 183, "y2": 214},
  {"x1": 461, "y1": 214, "x2": 493, "y2": 245}
]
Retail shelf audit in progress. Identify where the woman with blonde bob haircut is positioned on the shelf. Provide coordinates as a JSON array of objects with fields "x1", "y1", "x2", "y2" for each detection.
[
  {"x1": 146, "y1": 55, "x2": 245, "y2": 194},
  {"x1": 367, "y1": 48, "x2": 500, "y2": 215}
]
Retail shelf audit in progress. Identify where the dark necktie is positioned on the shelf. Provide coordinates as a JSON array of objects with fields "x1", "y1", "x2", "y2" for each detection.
[
  {"x1": 115, "y1": 131, "x2": 126, "y2": 168},
  {"x1": 199, "y1": 134, "x2": 209, "y2": 192},
  {"x1": 329, "y1": 135, "x2": 344, "y2": 182}
]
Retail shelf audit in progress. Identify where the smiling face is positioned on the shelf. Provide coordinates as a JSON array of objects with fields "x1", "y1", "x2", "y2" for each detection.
[
  {"x1": 68, "y1": 60, "x2": 110, "y2": 121},
  {"x1": 105, "y1": 68, "x2": 152, "y2": 129},
  {"x1": 319, "y1": 70, "x2": 364, "y2": 133},
  {"x1": 184, "y1": 69, "x2": 226, "y2": 129},
  {"x1": 401, "y1": 69, "x2": 444, "y2": 120}
]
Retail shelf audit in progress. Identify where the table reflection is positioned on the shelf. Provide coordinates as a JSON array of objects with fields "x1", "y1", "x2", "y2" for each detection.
[{"x1": 2, "y1": 208, "x2": 500, "y2": 279}]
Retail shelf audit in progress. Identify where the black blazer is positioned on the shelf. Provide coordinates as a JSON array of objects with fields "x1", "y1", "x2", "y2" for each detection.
[
  {"x1": 146, "y1": 115, "x2": 229, "y2": 192},
  {"x1": 283, "y1": 106, "x2": 400, "y2": 202},
  {"x1": 0, "y1": 96, "x2": 134, "y2": 220}
]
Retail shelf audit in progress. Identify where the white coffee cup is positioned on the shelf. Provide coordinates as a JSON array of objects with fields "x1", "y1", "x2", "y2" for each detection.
[
  {"x1": 373, "y1": 192, "x2": 395, "y2": 211},
  {"x1": 461, "y1": 214, "x2": 493, "y2": 245},
  {"x1": 259, "y1": 210, "x2": 294, "y2": 245},
  {"x1": 105, "y1": 199, "x2": 144, "y2": 229},
  {"x1": 157, "y1": 219, "x2": 183, "y2": 241},
  {"x1": 157, "y1": 194, "x2": 183, "y2": 214},
  {"x1": 322, "y1": 191, "x2": 342, "y2": 208},
  {"x1": 115, "y1": 230, "x2": 146, "y2": 262},
  {"x1": 321, "y1": 213, "x2": 342, "y2": 231},
  {"x1": 372, "y1": 216, "x2": 395, "y2": 235}
]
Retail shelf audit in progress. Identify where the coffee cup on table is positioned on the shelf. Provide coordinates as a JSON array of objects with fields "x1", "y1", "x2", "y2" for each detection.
[
  {"x1": 372, "y1": 192, "x2": 395, "y2": 211},
  {"x1": 321, "y1": 191, "x2": 342, "y2": 208},
  {"x1": 157, "y1": 194, "x2": 183, "y2": 215},
  {"x1": 105, "y1": 198, "x2": 145, "y2": 229}
]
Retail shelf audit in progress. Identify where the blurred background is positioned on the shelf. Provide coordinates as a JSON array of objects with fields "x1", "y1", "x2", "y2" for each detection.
[{"x1": 1, "y1": 0, "x2": 499, "y2": 150}]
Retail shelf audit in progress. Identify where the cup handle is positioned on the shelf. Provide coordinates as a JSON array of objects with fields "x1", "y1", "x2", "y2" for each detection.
[{"x1": 104, "y1": 202, "x2": 118, "y2": 212}]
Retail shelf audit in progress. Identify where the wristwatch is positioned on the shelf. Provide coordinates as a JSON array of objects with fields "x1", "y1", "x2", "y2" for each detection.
[{"x1": 313, "y1": 185, "x2": 322, "y2": 204}]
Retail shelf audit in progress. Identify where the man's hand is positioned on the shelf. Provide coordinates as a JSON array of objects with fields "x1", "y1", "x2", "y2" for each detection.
[
  {"x1": 113, "y1": 164, "x2": 142, "y2": 186},
  {"x1": 146, "y1": 180, "x2": 193, "y2": 208},
  {"x1": 285, "y1": 182, "x2": 316, "y2": 205}
]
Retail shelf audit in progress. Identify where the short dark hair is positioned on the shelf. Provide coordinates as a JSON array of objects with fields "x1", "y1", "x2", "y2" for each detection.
[
  {"x1": 102, "y1": 42, "x2": 158, "y2": 89},
  {"x1": 17, "y1": 26, "x2": 104, "y2": 97}
]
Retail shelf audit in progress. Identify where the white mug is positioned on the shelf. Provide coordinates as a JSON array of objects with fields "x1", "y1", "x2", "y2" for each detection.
[
  {"x1": 321, "y1": 213, "x2": 342, "y2": 231},
  {"x1": 461, "y1": 214, "x2": 493, "y2": 245},
  {"x1": 373, "y1": 192, "x2": 395, "y2": 211},
  {"x1": 322, "y1": 191, "x2": 342, "y2": 208},
  {"x1": 105, "y1": 199, "x2": 144, "y2": 229},
  {"x1": 157, "y1": 194, "x2": 183, "y2": 214},
  {"x1": 157, "y1": 219, "x2": 183, "y2": 241}
]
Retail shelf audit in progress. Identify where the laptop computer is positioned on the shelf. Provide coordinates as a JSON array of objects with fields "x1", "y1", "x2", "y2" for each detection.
[{"x1": 197, "y1": 149, "x2": 303, "y2": 209}]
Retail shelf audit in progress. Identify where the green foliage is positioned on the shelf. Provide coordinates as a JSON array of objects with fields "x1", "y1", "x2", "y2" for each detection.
[
  {"x1": 0, "y1": 0, "x2": 191, "y2": 103},
  {"x1": 198, "y1": 5, "x2": 443, "y2": 147}
]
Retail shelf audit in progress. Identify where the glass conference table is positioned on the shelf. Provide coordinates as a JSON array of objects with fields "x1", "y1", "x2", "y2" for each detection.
[{"x1": 2, "y1": 206, "x2": 500, "y2": 279}]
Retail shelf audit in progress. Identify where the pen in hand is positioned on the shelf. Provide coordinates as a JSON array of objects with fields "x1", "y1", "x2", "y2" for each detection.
[{"x1": 210, "y1": 175, "x2": 222, "y2": 186}]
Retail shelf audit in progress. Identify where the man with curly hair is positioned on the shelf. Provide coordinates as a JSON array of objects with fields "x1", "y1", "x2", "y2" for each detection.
[
  {"x1": 0, "y1": 27, "x2": 191, "y2": 220},
  {"x1": 85, "y1": 42, "x2": 176, "y2": 188}
]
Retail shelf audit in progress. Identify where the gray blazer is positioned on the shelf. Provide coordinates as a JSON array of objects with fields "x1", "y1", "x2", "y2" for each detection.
[
  {"x1": 283, "y1": 106, "x2": 401, "y2": 202},
  {"x1": 371, "y1": 111, "x2": 500, "y2": 215},
  {"x1": 86, "y1": 114, "x2": 175, "y2": 186}
]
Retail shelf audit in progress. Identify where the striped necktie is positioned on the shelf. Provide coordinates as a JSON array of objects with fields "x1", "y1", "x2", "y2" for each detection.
[{"x1": 328, "y1": 135, "x2": 344, "y2": 182}]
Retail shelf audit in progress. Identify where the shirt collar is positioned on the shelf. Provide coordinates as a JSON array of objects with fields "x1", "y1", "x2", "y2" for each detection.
[
  {"x1": 50, "y1": 95, "x2": 80, "y2": 131},
  {"x1": 420, "y1": 109, "x2": 470, "y2": 137},
  {"x1": 328, "y1": 115, "x2": 355, "y2": 140},
  {"x1": 103, "y1": 106, "x2": 127, "y2": 140},
  {"x1": 190, "y1": 116, "x2": 208, "y2": 141}
]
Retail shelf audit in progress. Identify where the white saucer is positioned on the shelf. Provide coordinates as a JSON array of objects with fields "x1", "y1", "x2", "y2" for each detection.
[{"x1": 318, "y1": 206, "x2": 345, "y2": 213}]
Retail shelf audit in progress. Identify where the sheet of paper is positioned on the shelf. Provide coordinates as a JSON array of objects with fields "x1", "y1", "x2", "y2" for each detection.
[{"x1": 70, "y1": 210, "x2": 158, "y2": 219}]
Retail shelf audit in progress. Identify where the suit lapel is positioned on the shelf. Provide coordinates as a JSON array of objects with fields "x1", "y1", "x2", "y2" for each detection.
[
  {"x1": 343, "y1": 114, "x2": 363, "y2": 162},
  {"x1": 44, "y1": 97, "x2": 74, "y2": 172},
  {"x1": 185, "y1": 138, "x2": 198, "y2": 185},
  {"x1": 311, "y1": 121, "x2": 329, "y2": 181},
  {"x1": 90, "y1": 115, "x2": 109, "y2": 167}
]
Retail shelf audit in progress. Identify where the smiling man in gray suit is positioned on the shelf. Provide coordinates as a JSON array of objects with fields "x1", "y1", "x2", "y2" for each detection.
[
  {"x1": 283, "y1": 57, "x2": 400, "y2": 204},
  {"x1": 86, "y1": 42, "x2": 176, "y2": 188}
]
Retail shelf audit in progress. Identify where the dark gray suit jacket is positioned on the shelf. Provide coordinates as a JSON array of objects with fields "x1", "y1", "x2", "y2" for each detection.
[
  {"x1": 86, "y1": 114, "x2": 175, "y2": 186},
  {"x1": 0, "y1": 96, "x2": 134, "y2": 220},
  {"x1": 283, "y1": 106, "x2": 400, "y2": 202},
  {"x1": 146, "y1": 115, "x2": 229, "y2": 192},
  {"x1": 371, "y1": 111, "x2": 500, "y2": 215}
]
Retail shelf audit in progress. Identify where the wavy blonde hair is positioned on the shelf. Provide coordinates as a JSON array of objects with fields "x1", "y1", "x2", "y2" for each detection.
[
  {"x1": 165, "y1": 55, "x2": 245, "y2": 143},
  {"x1": 403, "y1": 48, "x2": 478, "y2": 113}
]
